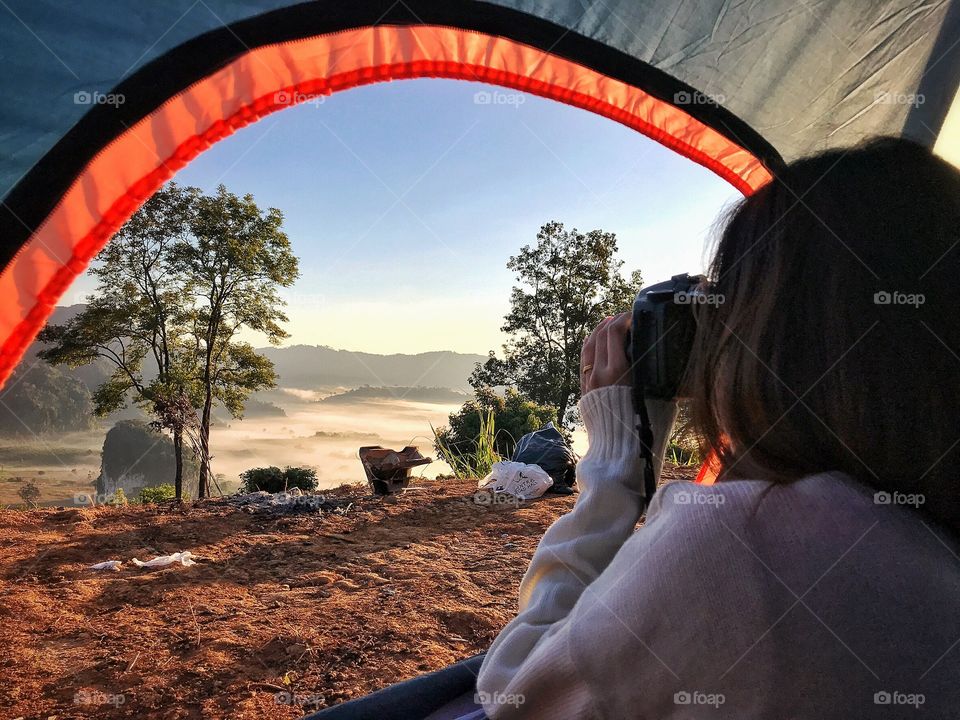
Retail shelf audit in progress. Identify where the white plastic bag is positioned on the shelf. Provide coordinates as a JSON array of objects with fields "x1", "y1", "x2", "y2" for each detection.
[
  {"x1": 478, "y1": 461, "x2": 553, "y2": 500},
  {"x1": 88, "y1": 560, "x2": 122, "y2": 571},
  {"x1": 131, "y1": 551, "x2": 197, "y2": 568}
]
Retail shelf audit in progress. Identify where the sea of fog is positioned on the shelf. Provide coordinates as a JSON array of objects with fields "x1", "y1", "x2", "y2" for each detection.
[{"x1": 0, "y1": 388, "x2": 589, "y2": 504}]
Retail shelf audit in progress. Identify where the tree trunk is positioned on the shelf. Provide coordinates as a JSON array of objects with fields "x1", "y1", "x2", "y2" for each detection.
[
  {"x1": 557, "y1": 391, "x2": 569, "y2": 429},
  {"x1": 198, "y1": 392, "x2": 213, "y2": 499},
  {"x1": 173, "y1": 428, "x2": 184, "y2": 500}
]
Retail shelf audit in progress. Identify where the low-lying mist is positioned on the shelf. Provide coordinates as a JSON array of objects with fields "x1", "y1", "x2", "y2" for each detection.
[{"x1": 0, "y1": 386, "x2": 588, "y2": 506}]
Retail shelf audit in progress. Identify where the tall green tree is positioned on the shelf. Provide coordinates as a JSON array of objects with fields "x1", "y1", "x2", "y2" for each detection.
[
  {"x1": 174, "y1": 185, "x2": 299, "y2": 497},
  {"x1": 38, "y1": 184, "x2": 198, "y2": 497},
  {"x1": 39, "y1": 183, "x2": 299, "y2": 500},
  {"x1": 471, "y1": 221, "x2": 643, "y2": 426}
]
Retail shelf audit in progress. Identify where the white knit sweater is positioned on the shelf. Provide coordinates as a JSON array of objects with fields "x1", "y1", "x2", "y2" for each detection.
[{"x1": 475, "y1": 385, "x2": 960, "y2": 719}]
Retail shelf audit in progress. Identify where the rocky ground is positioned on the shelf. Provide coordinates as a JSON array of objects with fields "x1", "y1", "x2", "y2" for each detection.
[{"x1": 0, "y1": 468, "x2": 696, "y2": 719}]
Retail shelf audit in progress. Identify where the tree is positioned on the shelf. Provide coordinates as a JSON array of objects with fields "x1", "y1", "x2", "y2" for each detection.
[
  {"x1": 174, "y1": 185, "x2": 299, "y2": 497},
  {"x1": 38, "y1": 184, "x2": 198, "y2": 498},
  {"x1": 433, "y1": 387, "x2": 557, "y2": 475},
  {"x1": 471, "y1": 221, "x2": 642, "y2": 426},
  {"x1": 39, "y1": 183, "x2": 298, "y2": 500}
]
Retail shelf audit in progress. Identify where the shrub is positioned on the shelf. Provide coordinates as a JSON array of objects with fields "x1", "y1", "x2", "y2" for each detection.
[
  {"x1": 432, "y1": 409, "x2": 502, "y2": 479},
  {"x1": 139, "y1": 483, "x2": 177, "y2": 504},
  {"x1": 240, "y1": 466, "x2": 318, "y2": 494},
  {"x1": 432, "y1": 387, "x2": 556, "y2": 478},
  {"x1": 17, "y1": 480, "x2": 41, "y2": 508},
  {"x1": 107, "y1": 488, "x2": 128, "y2": 506}
]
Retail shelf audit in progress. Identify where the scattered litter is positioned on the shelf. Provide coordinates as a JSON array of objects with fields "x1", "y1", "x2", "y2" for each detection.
[
  {"x1": 479, "y1": 461, "x2": 553, "y2": 500},
  {"x1": 88, "y1": 560, "x2": 122, "y2": 571},
  {"x1": 131, "y1": 551, "x2": 197, "y2": 568},
  {"x1": 512, "y1": 422, "x2": 579, "y2": 493},
  {"x1": 359, "y1": 445, "x2": 432, "y2": 495},
  {"x1": 214, "y1": 490, "x2": 354, "y2": 515}
]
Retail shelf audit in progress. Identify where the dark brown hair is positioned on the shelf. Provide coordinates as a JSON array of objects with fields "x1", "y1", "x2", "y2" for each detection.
[{"x1": 686, "y1": 137, "x2": 960, "y2": 532}]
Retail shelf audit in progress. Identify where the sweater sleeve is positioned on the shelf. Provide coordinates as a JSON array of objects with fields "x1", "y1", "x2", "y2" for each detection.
[{"x1": 475, "y1": 385, "x2": 677, "y2": 719}]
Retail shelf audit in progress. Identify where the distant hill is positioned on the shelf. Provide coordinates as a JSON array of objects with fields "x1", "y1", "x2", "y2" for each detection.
[
  {"x1": 26, "y1": 307, "x2": 486, "y2": 392},
  {"x1": 256, "y1": 345, "x2": 485, "y2": 390},
  {"x1": 319, "y1": 385, "x2": 470, "y2": 404}
]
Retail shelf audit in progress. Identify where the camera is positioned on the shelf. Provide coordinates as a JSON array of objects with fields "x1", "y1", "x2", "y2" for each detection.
[
  {"x1": 623, "y1": 273, "x2": 706, "y2": 503},
  {"x1": 625, "y1": 273, "x2": 706, "y2": 399}
]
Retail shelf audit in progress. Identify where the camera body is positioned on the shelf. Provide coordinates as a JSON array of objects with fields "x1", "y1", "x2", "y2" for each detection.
[{"x1": 626, "y1": 273, "x2": 706, "y2": 399}]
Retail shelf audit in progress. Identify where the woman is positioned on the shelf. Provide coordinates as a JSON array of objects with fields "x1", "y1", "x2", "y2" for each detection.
[{"x1": 474, "y1": 137, "x2": 960, "y2": 718}]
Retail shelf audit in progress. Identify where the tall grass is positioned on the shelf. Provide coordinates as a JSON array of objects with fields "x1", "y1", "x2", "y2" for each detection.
[
  {"x1": 666, "y1": 442, "x2": 701, "y2": 466},
  {"x1": 431, "y1": 409, "x2": 504, "y2": 479}
]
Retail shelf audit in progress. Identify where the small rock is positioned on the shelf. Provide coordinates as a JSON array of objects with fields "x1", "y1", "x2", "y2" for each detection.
[
  {"x1": 280, "y1": 584, "x2": 291, "y2": 591},
  {"x1": 504, "y1": 543, "x2": 518, "y2": 550}
]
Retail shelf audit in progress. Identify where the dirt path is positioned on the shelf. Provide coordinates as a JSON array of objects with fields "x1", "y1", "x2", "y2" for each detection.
[{"x1": 0, "y1": 469, "x2": 695, "y2": 719}]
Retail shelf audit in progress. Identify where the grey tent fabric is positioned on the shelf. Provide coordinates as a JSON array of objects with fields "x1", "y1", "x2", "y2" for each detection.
[
  {"x1": 0, "y1": 0, "x2": 957, "y2": 202},
  {"x1": 487, "y1": 0, "x2": 960, "y2": 160}
]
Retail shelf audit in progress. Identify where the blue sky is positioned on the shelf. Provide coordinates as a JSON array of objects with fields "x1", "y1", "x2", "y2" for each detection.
[{"x1": 69, "y1": 79, "x2": 740, "y2": 355}]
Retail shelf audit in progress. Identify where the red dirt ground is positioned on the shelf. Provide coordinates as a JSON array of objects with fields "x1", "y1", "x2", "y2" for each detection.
[{"x1": 0, "y1": 468, "x2": 696, "y2": 720}]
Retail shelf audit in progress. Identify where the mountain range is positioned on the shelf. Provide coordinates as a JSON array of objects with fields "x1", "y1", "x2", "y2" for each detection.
[{"x1": 33, "y1": 306, "x2": 486, "y2": 391}]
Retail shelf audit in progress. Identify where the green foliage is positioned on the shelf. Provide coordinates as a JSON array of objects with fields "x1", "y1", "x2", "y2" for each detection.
[
  {"x1": 138, "y1": 483, "x2": 177, "y2": 503},
  {"x1": 107, "y1": 488, "x2": 128, "y2": 506},
  {"x1": 17, "y1": 480, "x2": 41, "y2": 507},
  {"x1": 666, "y1": 443, "x2": 701, "y2": 466},
  {"x1": 0, "y1": 362, "x2": 95, "y2": 436},
  {"x1": 432, "y1": 387, "x2": 556, "y2": 477},
  {"x1": 470, "y1": 221, "x2": 643, "y2": 427},
  {"x1": 172, "y1": 185, "x2": 300, "y2": 496},
  {"x1": 432, "y1": 408, "x2": 503, "y2": 479},
  {"x1": 240, "y1": 466, "x2": 318, "y2": 494},
  {"x1": 37, "y1": 182, "x2": 300, "y2": 499}
]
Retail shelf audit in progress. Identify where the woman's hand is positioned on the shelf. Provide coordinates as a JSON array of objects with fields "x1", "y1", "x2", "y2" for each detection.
[{"x1": 581, "y1": 312, "x2": 632, "y2": 395}]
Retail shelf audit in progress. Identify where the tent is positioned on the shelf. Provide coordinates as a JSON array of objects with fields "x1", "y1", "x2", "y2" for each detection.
[{"x1": 1, "y1": 0, "x2": 959, "y2": 389}]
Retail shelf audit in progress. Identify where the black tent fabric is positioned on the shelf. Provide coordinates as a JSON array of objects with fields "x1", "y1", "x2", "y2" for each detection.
[{"x1": 0, "y1": 0, "x2": 958, "y2": 387}]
